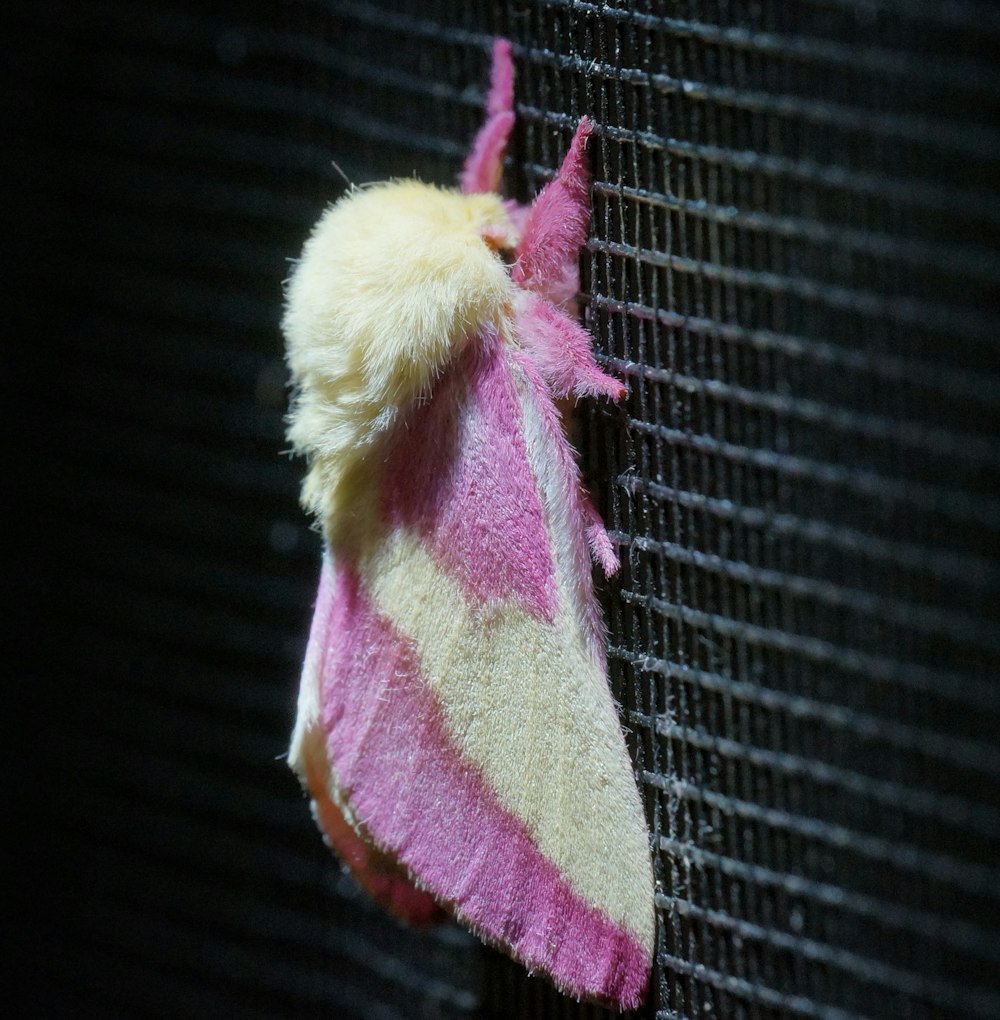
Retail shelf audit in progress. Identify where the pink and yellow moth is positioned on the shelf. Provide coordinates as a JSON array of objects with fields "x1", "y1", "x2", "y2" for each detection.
[{"x1": 283, "y1": 39, "x2": 655, "y2": 1010}]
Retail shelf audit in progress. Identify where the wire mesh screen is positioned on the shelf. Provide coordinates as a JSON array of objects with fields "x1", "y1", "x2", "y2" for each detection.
[{"x1": 7, "y1": 1, "x2": 1000, "y2": 1018}]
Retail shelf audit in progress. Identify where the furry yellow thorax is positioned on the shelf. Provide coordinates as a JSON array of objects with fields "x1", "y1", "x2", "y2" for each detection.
[{"x1": 283, "y1": 181, "x2": 517, "y2": 537}]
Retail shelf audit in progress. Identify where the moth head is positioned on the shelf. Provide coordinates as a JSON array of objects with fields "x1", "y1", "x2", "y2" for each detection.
[{"x1": 461, "y1": 192, "x2": 518, "y2": 261}]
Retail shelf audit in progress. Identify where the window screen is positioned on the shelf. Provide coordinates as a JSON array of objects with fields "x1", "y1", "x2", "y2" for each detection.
[{"x1": 7, "y1": 2, "x2": 999, "y2": 1018}]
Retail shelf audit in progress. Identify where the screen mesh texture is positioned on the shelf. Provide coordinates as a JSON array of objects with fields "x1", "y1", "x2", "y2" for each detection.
[{"x1": 6, "y1": 2, "x2": 1000, "y2": 1019}]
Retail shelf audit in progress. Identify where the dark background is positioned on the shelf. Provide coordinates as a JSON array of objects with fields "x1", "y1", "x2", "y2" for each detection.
[{"x1": 5, "y1": 2, "x2": 1000, "y2": 1018}]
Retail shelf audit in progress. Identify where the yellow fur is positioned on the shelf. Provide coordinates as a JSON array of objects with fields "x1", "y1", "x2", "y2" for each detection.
[
  {"x1": 365, "y1": 528, "x2": 655, "y2": 954},
  {"x1": 283, "y1": 180, "x2": 515, "y2": 540},
  {"x1": 285, "y1": 174, "x2": 656, "y2": 966},
  {"x1": 287, "y1": 374, "x2": 655, "y2": 955}
]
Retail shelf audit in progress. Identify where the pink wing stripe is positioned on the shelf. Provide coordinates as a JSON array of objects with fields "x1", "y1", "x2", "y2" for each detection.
[
  {"x1": 305, "y1": 747, "x2": 444, "y2": 925},
  {"x1": 320, "y1": 564, "x2": 651, "y2": 1010},
  {"x1": 299, "y1": 557, "x2": 444, "y2": 926},
  {"x1": 383, "y1": 333, "x2": 558, "y2": 622},
  {"x1": 460, "y1": 39, "x2": 515, "y2": 195}
]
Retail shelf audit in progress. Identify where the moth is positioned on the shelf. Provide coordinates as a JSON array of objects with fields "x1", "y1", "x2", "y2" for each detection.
[{"x1": 283, "y1": 39, "x2": 655, "y2": 1010}]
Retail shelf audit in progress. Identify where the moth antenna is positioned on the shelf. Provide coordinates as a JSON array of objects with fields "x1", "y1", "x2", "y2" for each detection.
[
  {"x1": 512, "y1": 117, "x2": 593, "y2": 302},
  {"x1": 330, "y1": 158, "x2": 354, "y2": 189},
  {"x1": 460, "y1": 38, "x2": 516, "y2": 194}
]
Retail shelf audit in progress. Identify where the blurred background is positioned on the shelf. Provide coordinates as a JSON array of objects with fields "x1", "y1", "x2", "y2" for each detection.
[{"x1": 5, "y1": 2, "x2": 1000, "y2": 1018}]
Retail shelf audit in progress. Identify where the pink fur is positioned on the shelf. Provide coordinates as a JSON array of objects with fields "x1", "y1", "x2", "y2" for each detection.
[
  {"x1": 300, "y1": 558, "x2": 444, "y2": 926},
  {"x1": 383, "y1": 329, "x2": 558, "y2": 622},
  {"x1": 485, "y1": 39, "x2": 514, "y2": 121},
  {"x1": 320, "y1": 564, "x2": 651, "y2": 1009},
  {"x1": 516, "y1": 292, "x2": 626, "y2": 401},
  {"x1": 290, "y1": 40, "x2": 648, "y2": 1011},
  {"x1": 512, "y1": 349, "x2": 617, "y2": 664},
  {"x1": 513, "y1": 117, "x2": 594, "y2": 307},
  {"x1": 306, "y1": 747, "x2": 444, "y2": 924},
  {"x1": 582, "y1": 491, "x2": 621, "y2": 578},
  {"x1": 460, "y1": 39, "x2": 515, "y2": 195}
]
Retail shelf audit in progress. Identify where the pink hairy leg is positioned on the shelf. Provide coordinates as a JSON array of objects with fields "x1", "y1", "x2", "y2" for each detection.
[
  {"x1": 513, "y1": 293, "x2": 625, "y2": 581},
  {"x1": 507, "y1": 117, "x2": 625, "y2": 580},
  {"x1": 515, "y1": 293, "x2": 625, "y2": 402},
  {"x1": 460, "y1": 39, "x2": 516, "y2": 195},
  {"x1": 580, "y1": 487, "x2": 621, "y2": 578}
]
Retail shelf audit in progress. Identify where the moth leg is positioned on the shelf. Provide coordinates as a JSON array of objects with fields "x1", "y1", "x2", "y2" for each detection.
[
  {"x1": 512, "y1": 117, "x2": 594, "y2": 306},
  {"x1": 516, "y1": 292, "x2": 626, "y2": 401},
  {"x1": 581, "y1": 484, "x2": 620, "y2": 577},
  {"x1": 460, "y1": 38, "x2": 515, "y2": 195}
]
